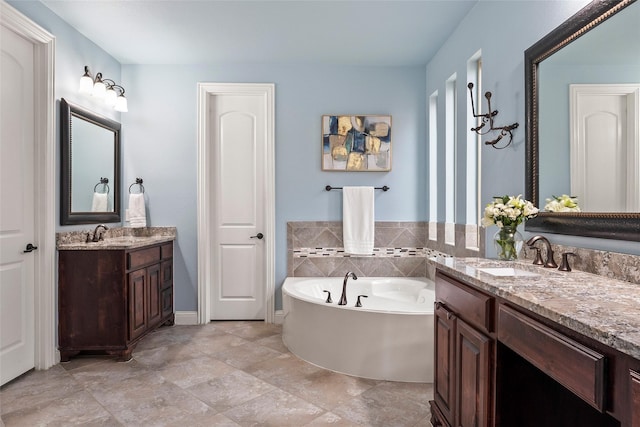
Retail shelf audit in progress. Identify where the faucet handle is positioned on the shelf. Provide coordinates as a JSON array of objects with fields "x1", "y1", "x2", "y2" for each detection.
[
  {"x1": 558, "y1": 252, "x2": 576, "y2": 272},
  {"x1": 322, "y1": 290, "x2": 333, "y2": 304},
  {"x1": 356, "y1": 295, "x2": 368, "y2": 307}
]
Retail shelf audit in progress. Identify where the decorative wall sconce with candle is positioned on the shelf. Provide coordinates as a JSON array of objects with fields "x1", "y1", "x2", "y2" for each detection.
[
  {"x1": 79, "y1": 66, "x2": 128, "y2": 112},
  {"x1": 467, "y1": 82, "x2": 518, "y2": 149}
]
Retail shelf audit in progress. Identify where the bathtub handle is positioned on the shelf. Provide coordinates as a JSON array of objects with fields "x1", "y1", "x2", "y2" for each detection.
[
  {"x1": 322, "y1": 290, "x2": 333, "y2": 303},
  {"x1": 356, "y1": 295, "x2": 368, "y2": 307}
]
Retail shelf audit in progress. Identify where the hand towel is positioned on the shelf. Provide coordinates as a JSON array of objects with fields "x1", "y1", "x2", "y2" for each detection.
[
  {"x1": 126, "y1": 193, "x2": 146, "y2": 228},
  {"x1": 343, "y1": 186, "x2": 374, "y2": 255},
  {"x1": 91, "y1": 192, "x2": 108, "y2": 212}
]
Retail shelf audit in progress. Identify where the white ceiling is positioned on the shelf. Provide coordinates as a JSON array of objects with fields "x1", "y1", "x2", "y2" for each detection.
[{"x1": 40, "y1": 0, "x2": 478, "y2": 66}]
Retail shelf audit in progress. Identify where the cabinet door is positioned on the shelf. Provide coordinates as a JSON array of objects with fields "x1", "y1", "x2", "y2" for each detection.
[
  {"x1": 434, "y1": 302, "x2": 457, "y2": 424},
  {"x1": 128, "y1": 269, "x2": 147, "y2": 340},
  {"x1": 147, "y1": 264, "x2": 162, "y2": 328},
  {"x1": 631, "y1": 370, "x2": 640, "y2": 427},
  {"x1": 456, "y1": 319, "x2": 492, "y2": 427}
]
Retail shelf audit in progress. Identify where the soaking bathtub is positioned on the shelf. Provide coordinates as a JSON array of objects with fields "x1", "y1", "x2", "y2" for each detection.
[{"x1": 282, "y1": 276, "x2": 434, "y2": 382}]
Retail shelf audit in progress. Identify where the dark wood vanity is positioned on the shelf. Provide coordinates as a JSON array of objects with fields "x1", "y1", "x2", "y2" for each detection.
[
  {"x1": 430, "y1": 268, "x2": 640, "y2": 427},
  {"x1": 58, "y1": 240, "x2": 174, "y2": 361}
]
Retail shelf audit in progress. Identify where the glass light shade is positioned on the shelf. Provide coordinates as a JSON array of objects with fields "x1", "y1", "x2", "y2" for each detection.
[
  {"x1": 79, "y1": 75, "x2": 93, "y2": 94},
  {"x1": 92, "y1": 81, "x2": 106, "y2": 98},
  {"x1": 104, "y1": 87, "x2": 117, "y2": 106},
  {"x1": 114, "y1": 95, "x2": 128, "y2": 112}
]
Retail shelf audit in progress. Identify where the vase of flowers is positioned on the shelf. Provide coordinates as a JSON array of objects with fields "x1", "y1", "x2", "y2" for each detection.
[{"x1": 482, "y1": 195, "x2": 539, "y2": 261}]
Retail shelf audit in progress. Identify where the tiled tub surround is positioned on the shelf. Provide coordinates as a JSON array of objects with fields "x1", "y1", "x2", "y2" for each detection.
[
  {"x1": 521, "y1": 243, "x2": 640, "y2": 285},
  {"x1": 56, "y1": 226, "x2": 176, "y2": 250},
  {"x1": 287, "y1": 221, "x2": 481, "y2": 280},
  {"x1": 430, "y1": 256, "x2": 640, "y2": 360}
]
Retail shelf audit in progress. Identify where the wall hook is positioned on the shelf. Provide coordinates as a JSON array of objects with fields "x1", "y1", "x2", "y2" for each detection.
[{"x1": 468, "y1": 82, "x2": 519, "y2": 149}]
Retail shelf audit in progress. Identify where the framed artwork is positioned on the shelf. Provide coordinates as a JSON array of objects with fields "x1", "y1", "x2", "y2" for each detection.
[{"x1": 322, "y1": 115, "x2": 392, "y2": 171}]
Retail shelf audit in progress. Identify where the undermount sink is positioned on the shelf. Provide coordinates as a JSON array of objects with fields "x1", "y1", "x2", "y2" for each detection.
[{"x1": 476, "y1": 267, "x2": 540, "y2": 277}]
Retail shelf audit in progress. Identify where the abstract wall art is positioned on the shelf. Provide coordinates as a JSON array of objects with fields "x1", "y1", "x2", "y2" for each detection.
[{"x1": 322, "y1": 115, "x2": 392, "y2": 171}]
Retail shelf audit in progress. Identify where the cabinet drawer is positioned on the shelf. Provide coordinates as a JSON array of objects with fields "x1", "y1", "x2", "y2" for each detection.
[
  {"x1": 161, "y1": 243, "x2": 173, "y2": 260},
  {"x1": 436, "y1": 272, "x2": 494, "y2": 332},
  {"x1": 498, "y1": 304, "x2": 606, "y2": 411},
  {"x1": 128, "y1": 246, "x2": 161, "y2": 270}
]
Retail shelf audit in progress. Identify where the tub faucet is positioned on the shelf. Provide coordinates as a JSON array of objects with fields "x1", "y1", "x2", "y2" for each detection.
[
  {"x1": 526, "y1": 235, "x2": 557, "y2": 268},
  {"x1": 338, "y1": 271, "x2": 358, "y2": 305},
  {"x1": 91, "y1": 224, "x2": 109, "y2": 242}
]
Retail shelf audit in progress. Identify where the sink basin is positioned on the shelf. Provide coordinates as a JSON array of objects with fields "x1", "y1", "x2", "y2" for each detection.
[{"x1": 476, "y1": 267, "x2": 539, "y2": 277}]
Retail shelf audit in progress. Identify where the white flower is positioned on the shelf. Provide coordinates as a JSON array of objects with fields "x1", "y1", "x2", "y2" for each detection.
[
  {"x1": 481, "y1": 195, "x2": 539, "y2": 228},
  {"x1": 544, "y1": 194, "x2": 580, "y2": 212}
]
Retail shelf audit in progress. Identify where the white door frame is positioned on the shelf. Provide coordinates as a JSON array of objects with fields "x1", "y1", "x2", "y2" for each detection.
[
  {"x1": 196, "y1": 83, "x2": 275, "y2": 324},
  {"x1": 1, "y1": 1, "x2": 57, "y2": 369}
]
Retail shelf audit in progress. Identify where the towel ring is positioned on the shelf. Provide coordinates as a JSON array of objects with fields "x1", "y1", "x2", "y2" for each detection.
[
  {"x1": 129, "y1": 177, "x2": 145, "y2": 194},
  {"x1": 93, "y1": 177, "x2": 110, "y2": 194}
]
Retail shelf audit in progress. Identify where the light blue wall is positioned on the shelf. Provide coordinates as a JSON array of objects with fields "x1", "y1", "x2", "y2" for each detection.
[
  {"x1": 425, "y1": 0, "x2": 640, "y2": 258},
  {"x1": 121, "y1": 64, "x2": 426, "y2": 311},
  {"x1": 8, "y1": 0, "x2": 122, "y2": 230}
]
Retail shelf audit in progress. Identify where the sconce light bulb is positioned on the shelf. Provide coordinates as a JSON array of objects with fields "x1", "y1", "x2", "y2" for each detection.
[
  {"x1": 104, "y1": 87, "x2": 117, "y2": 106},
  {"x1": 79, "y1": 71, "x2": 93, "y2": 94},
  {"x1": 114, "y1": 95, "x2": 128, "y2": 113},
  {"x1": 92, "y1": 81, "x2": 106, "y2": 98}
]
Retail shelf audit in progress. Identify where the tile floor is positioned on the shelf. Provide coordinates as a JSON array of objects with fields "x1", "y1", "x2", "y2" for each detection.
[{"x1": 0, "y1": 321, "x2": 433, "y2": 426}]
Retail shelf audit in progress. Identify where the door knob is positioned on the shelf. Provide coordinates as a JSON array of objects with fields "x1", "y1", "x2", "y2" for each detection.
[
  {"x1": 250, "y1": 233, "x2": 264, "y2": 240},
  {"x1": 23, "y1": 243, "x2": 38, "y2": 253}
]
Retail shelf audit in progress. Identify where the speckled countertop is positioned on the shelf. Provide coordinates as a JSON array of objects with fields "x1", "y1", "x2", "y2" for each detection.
[
  {"x1": 56, "y1": 226, "x2": 176, "y2": 250},
  {"x1": 430, "y1": 256, "x2": 640, "y2": 361}
]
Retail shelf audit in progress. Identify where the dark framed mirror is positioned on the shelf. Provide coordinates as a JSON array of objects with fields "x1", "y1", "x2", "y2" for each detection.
[
  {"x1": 525, "y1": 0, "x2": 640, "y2": 241},
  {"x1": 61, "y1": 98, "x2": 121, "y2": 225}
]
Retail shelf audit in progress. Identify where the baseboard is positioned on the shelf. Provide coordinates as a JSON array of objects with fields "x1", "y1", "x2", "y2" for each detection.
[
  {"x1": 175, "y1": 310, "x2": 282, "y2": 325},
  {"x1": 274, "y1": 310, "x2": 284, "y2": 325},
  {"x1": 174, "y1": 311, "x2": 198, "y2": 325}
]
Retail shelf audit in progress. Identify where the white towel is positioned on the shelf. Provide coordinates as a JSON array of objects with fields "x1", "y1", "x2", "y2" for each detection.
[
  {"x1": 343, "y1": 186, "x2": 375, "y2": 255},
  {"x1": 91, "y1": 192, "x2": 108, "y2": 212},
  {"x1": 126, "y1": 193, "x2": 146, "y2": 228}
]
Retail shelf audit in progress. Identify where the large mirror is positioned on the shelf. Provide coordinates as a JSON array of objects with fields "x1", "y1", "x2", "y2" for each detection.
[
  {"x1": 61, "y1": 98, "x2": 121, "y2": 225},
  {"x1": 525, "y1": 0, "x2": 640, "y2": 241}
]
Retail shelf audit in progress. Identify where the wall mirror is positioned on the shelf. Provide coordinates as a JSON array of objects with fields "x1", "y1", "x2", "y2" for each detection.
[
  {"x1": 525, "y1": 0, "x2": 640, "y2": 241},
  {"x1": 61, "y1": 98, "x2": 121, "y2": 225}
]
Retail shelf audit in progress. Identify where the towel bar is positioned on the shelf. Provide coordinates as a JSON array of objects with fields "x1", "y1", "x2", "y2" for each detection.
[
  {"x1": 129, "y1": 177, "x2": 145, "y2": 194},
  {"x1": 325, "y1": 185, "x2": 389, "y2": 192}
]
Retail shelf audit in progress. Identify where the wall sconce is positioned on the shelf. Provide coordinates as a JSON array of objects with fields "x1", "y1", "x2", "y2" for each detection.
[
  {"x1": 79, "y1": 66, "x2": 128, "y2": 112},
  {"x1": 467, "y1": 82, "x2": 518, "y2": 149}
]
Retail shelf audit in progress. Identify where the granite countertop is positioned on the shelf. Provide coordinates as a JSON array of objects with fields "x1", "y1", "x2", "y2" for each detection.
[
  {"x1": 430, "y1": 256, "x2": 640, "y2": 361},
  {"x1": 56, "y1": 226, "x2": 176, "y2": 250}
]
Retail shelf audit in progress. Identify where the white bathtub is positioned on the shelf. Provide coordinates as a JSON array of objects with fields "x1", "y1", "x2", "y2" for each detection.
[{"x1": 282, "y1": 276, "x2": 434, "y2": 382}]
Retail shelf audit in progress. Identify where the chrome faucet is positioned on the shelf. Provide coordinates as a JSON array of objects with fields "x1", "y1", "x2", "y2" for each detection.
[
  {"x1": 91, "y1": 224, "x2": 109, "y2": 242},
  {"x1": 526, "y1": 235, "x2": 557, "y2": 268},
  {"x1": 338, "y1": 271, "x2": 358, "y2": 305}
]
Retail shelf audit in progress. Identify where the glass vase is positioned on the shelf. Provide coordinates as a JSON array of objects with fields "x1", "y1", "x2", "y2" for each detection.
[{"x1": 493, "y1": 225, "x2": 523, "y2": 261}]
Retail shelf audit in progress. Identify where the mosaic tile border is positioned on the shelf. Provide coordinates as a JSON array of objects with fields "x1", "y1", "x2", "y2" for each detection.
[{"x1": 293, "y1": 247, "x2": 447, "y2": 258}]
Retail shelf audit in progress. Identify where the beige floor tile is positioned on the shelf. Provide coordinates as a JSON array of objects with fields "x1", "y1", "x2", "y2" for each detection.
[
  {"x1": 254, "y1": 334, "x2": 290, "y2": 353},
  {"x1": 246, "y1": 352, "x2": 324, "y2": 387},
  {"x1": 186, "y1": 370, "x2": 276, "y2": 412},
  {"x1": 154, "y1": 355, "x2": 237, "y2": 389},
  {"x1": 223, "y1": 388, "x2": 324, "y2": 426},
  {"x1": 305, "y1": 411, "x2": 361, "y2": 426},
  {"x1": 209, "y1": 340, "x2": 283, "y2": 370},
  {"x1": 0, "y1": 365, "x2": 83, "y2": 415},
  {"x1": 1, "y1": 389, "x2": 119, "y2": 427},
  {"x1": 226, "y1": 322, "x2": 282, "y2": 341}
]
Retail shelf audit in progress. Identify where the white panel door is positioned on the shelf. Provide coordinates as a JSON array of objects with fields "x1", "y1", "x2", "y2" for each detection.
[
  {"x1": 571, "y1": 84, "x2": 640, "y2": 212},
  {"x1": 210, "y1": 94, "x2": 266, "y2": 319},
  {"x1": 0, "y1": 25, "x2": 36, "y2": 385}
]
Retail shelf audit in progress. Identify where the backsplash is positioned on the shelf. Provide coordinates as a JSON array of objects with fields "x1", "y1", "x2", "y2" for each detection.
[
  {"x1": 288, "y1": 221, "x2": 483, "y2": 279},
  {"x1": 522, "y1": 244, "x2": 640, "y2": 285}
]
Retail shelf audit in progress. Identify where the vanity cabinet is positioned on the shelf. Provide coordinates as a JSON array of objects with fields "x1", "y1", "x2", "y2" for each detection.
[
  {"x1": 58, "y1": 241, "x2": 174, "y2": 361},
  {"x1": 431, "y1": 272, "x2": 494, "y2": 427},
  {"x1": 431, "y1": 267, "x2": 640, "y2": 427}
]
